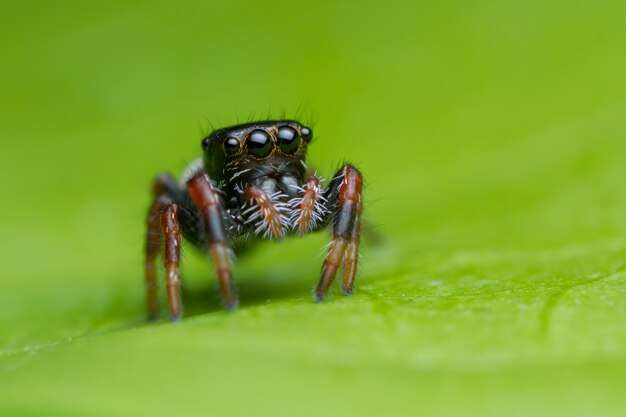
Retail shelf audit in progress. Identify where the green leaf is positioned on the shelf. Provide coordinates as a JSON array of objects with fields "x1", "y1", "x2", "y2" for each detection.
[{"x1": 1, "y1": 1, "x2": 626, "y2": 416}]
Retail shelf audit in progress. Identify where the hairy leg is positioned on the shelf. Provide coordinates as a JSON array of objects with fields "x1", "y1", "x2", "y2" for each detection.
[
  {"x1": 144, "y1": 173, "x2": 179, "y2": 320},
  {"x1": 292, "y1": 176, "x2": 326, "y2": 235},
  {"x1": 161, "y1": 203, "x2": 182, "y2": 320},
  {"x1": 243, "y1": 185, "x2": 288, "y2": 240},
  {"x1": 315, "y1": 164, "x2": 363, "y2": 301},
  {"x1": 342, "y1": 197, "x2": 362, "y2": 295},
  {"x1": 187, "y1": 172, "x2": 238, "y2": 311}
]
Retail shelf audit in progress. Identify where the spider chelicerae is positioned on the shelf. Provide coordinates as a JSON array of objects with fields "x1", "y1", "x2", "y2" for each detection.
[{"x1": 145, "y1": 120, "x2": 364, "y2": 320}]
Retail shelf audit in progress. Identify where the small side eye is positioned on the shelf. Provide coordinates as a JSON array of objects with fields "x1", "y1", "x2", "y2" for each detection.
[
  {"x1": 202, "y1": 137, "x2": 210, "y2": 149},
  {"x1": 246, "y1": 130, "x2": 272, "y2": 158},
  {"x1": 223, "y1": 137, "x2": 240, "y2": 155},
  {"x1": 277, "y1": 126, "x2": 300, "y2": 155},
  {"x1": 301, "y1": 126, "x2": 312, "y2": 143}
]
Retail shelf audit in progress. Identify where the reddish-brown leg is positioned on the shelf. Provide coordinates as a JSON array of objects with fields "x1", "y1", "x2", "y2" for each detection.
[
  {"x1": 342, "y1": 197, "x2": 362, "y2": 295},
  {"x1": 144, "y1": 174, "x2": 179, "y2": 320},
  {"x1": 315, "y1": 164, "x2": 363, "y2": 302},
  {"x1": 187, "y1": 173, "x2": 238, "y2": 311},
  {"x1": 315, "y1": 237, "x2": 349, "y2": 301},
  {"x1": 244, "y1": 185, "x2": 286, "y2": 239},
  {"x1": 161, "y1": 203, "x2": 182, "y2": 320},
  {"x1": 145, "y1": 197, "x2": 163, "y2": 320}
]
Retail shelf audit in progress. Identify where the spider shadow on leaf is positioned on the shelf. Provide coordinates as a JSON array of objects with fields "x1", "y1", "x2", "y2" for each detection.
[{"x1": 179, "y1": 268, "x2": 313, "y2": 318}]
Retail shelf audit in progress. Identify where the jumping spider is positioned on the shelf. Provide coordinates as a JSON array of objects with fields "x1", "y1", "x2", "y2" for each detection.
[{"x1": 145, "y1": 120, "x2": 363, "y2": 320}]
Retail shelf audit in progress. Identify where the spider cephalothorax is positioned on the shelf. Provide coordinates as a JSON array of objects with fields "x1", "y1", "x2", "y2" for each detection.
[{"x1": 145, "y1": 120, "x2": 364, "y2": 320}]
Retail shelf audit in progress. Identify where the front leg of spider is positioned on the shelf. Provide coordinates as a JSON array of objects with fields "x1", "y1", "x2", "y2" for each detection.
[
  {"x1": 145, "y1": 173, "x2": 183, "y2": 321},
  {"x1": 244, "y1": 186, "x2": 289, "y2": 240},
  {"x1": 187, "y1": 172, "x2": 238, "y2": 311},
  {"x1": 315, "y1": 164, "x2": 364, "y2": 301}
]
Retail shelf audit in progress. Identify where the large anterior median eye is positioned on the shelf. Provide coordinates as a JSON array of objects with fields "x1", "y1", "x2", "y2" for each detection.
[
  {"x1": 277, "y1": 126, "x2": 301, "y2": 155},
  {"x1": 246, "y1": 130, "x2": 272, "y2": 158}
]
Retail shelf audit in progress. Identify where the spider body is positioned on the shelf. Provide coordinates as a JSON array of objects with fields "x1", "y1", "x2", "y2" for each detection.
[{"x1": 145, "y1": 120, "x2": 363, "y2": 320}]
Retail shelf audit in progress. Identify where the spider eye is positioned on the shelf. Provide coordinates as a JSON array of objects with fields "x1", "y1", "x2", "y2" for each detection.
[
  {"x1": 246, "y1": 130, "x2": 272, "y2": 158},
  {"x1": 301, "y1": 126, "x2": 312, "y2": 143},
  {"x1": 277, "y1": 126, "x2": 301, "y2": 155},
  {"x1": 223, "y1": 137, "x2": 240, "y2": 155},
  {"x1": 202, "y1": 137, "x2": 210, "y2": 149}
]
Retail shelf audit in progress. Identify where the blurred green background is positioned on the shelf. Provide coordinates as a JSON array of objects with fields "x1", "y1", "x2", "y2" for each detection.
[{"x1": 1, "y1": 0, "x2": 626, "y2": 416}]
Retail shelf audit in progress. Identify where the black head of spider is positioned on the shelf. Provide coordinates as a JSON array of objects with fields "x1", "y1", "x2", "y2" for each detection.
[{"x1": 201, "y1": 120, "x2": 311, "y2": 186}]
